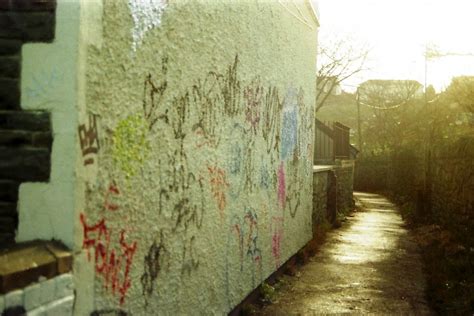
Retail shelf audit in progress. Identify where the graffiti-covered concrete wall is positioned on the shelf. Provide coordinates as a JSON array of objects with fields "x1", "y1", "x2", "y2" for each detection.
[{"x1": 73, "y1": 0, "x2": 319, "y2": 314}]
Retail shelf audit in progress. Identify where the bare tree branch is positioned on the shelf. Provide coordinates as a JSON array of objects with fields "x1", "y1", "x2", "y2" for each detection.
[{"x1": 316, "y1": 35, "x2": 370, "y2": 112}]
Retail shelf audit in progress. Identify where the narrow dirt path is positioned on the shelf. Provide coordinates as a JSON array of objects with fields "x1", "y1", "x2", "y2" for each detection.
[{"x1": 257, "y1": 192, "x2": 433, "y2": 315}]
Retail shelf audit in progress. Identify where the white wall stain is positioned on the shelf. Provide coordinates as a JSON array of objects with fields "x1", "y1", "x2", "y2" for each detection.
[{"x1": 128, "y1": 0, "x2": 168, "y2": 52}]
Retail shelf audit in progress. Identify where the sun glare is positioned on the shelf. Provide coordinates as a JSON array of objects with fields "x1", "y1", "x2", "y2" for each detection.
[{"x1": 317, "y1": 0, "x2": 474, "y2": 91}]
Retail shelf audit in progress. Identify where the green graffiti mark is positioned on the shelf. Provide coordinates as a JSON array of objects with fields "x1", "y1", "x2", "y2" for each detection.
[{"x1": 112, "y1": 114, "x2": 150, "y2": 178}]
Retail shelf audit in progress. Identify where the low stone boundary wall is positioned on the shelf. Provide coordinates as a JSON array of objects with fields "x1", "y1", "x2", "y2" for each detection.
[{"x1": 313, "y1": 160, "x2": 355, "y2": 226}]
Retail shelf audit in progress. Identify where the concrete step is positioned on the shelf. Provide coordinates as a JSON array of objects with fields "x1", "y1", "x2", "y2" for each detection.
[
  {"x1": 0, "y1": 146, "x2": 50, "y2": 182},
  {"x1": 0, "y1": 111, "x2": 51, "y2": 131},
  {"x1": 0, "y1": 130, "x2": 52, "y2": 147}
]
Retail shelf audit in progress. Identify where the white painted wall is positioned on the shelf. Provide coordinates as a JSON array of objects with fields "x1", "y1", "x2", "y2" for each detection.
[{"x1": 17, "y1": 0, "x2": 82, "y2": 249}]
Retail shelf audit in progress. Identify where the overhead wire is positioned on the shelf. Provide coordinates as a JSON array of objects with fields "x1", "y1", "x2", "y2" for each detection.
[
  {"x1": 359, "y1": 92, "x2": 440, "y2": 110},
  {"x1": 359, "y1": 100, "x2": 406, "y2": 110},
  {"x1": 278, "y1": 0, "x2": 315, "y2": 30},
  {"x1": 358, "y1": 88, "x2": 421, "y2": 110}
]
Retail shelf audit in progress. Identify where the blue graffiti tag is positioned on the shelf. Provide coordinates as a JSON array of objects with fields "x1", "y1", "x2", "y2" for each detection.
[{"x1": 280, "y1": 87, "x2": 298, "y2": 161}]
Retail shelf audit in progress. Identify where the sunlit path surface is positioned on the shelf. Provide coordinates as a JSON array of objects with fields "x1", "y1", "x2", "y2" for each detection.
[{"x1": 258, "y1": 192, "x2": 433, "y2": 315}]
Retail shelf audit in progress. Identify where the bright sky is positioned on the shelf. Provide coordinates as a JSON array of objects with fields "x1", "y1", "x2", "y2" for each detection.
[{"x1": 317, "y1": 0, "x2": 474, "y2": 92}]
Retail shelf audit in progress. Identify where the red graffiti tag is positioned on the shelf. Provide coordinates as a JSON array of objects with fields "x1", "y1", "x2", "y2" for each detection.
[
  {"x1": 194, "y1": 128, "x2": 218, "y2": 149},
  {"x1": 208, "y1": 166, "x2": 229, "y2": 219},
  {"x1": 271, "y1": 216, "x2": 284, "y2": 268},
  {"x1": 80, "y1": 213, "x2": 137, "y2": 305},
  {"x1": 231, "y1": 209, "x2": 261, "y2": 271},
  {"x1": 277, "y1": 162, "x2": 286, "y2": 209},
  {"x1": 104, "y1": 182, "x2": 120, "y2": 211}
]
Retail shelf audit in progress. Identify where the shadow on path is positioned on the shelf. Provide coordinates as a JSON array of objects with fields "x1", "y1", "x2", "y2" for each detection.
[{"x1": 258, "y1": 192, "x2": 433, "y2": 315}]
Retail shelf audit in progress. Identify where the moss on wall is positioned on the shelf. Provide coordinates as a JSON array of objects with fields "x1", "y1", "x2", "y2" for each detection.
[{"x1": 112, "y1": 114, "x2": 150, "y2": 179}]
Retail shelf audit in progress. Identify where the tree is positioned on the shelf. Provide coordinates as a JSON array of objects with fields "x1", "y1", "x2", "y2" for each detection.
[
  {"x1": 443, "y1": 76, "x2": 474, "y2": 114},
  {"x1": 356, "y1": 79, "x2": 425, "y2": 153},
  {"x1": 316, "y1": 35, "x2": 369, "y2": 112},
  {"x1": 358, "y1": 79, "x2": 424, "y2": 111}
]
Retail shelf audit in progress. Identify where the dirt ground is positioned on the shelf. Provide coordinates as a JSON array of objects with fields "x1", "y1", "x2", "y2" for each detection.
[{"x1": 256, "y1": 192, "x2": 433, "y2": 315}]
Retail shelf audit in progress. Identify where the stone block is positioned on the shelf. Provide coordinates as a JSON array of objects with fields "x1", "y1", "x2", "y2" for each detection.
[
  {"x1": 0, "y1": 202, "x2": 16, "y2": 217},
  {"x1": 0, "y1": 212, "x2": 16, "y2": 244},
  {"x1": 0, "y1": 130, "x2": 33, "y2": 147},
  {"x1": 0, "y1": 214, "x2": 15, "y2": 224},
  {"x1": 0, "y1": 130, "x2": 51, "y2": 148},
  {"x1": 0, "y1": 147, "x2": 51, "y2": 182},
  {"x1": 0, "y1": 188, "x2": 14, "y2": 202},
  {"x1": 0, "y1": 78, "x2": 20, "y2": 110},
  {"x1": 0, "y1": 233, "x2": 15, "y2": 248},
  {"x1": 32, "y1": 132, "x2": 53, "y2": 148},
  {"x1": 0, "y1": 111, "x2": 51, "y2": 131},
  {"x1": 23, "y1": 282, "x2": 41, "y2": 311},
  {"x1": 44, "y1": 295, "x2": 73, "y2": 316},
  {"x1": 54, "y1": 274, "x2": 73, "y2": 299},
  {"x1": 0, "y1": 12, "x2": 55, "y2": 42},
  {"x1": 0, "y1": 39, "x2": 22, "y2": 56},
  {"x1": 4, "y1": 289, "x2": 23, "y2": 308},
  {"x1": 0, "y1": 0, "x2": 56, "y2": 11},
  {"x1": 0, "y1": 56, "x2": 20, "y2": 79},
  {"x1": 39, "y1": 278, "x2": 55, "y2": 305}
]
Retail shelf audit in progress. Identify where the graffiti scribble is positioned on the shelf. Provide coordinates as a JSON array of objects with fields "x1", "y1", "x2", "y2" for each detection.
[
  {"x1": 80, "y1": 213, "x2": 137, "y2": 305},
  {"x1": 78, "y1": 113, "x2": 100, "y2": 166}
]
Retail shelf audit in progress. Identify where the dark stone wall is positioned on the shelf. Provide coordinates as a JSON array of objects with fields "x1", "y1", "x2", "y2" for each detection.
[
  {"x1": 0, "y1": 0, "x2": 56, "y2": 247},
  {"x1": 312, "y1": 171, "x2": 328, "y2": 228},
  {"x1": 335, "y1": 164, "x2": 355, "y2": 214},
  {"x1": 431, "y1": 142, "x2": 474, "y2": 245},
  {"x1": 312, "y1": 162, "x2": 355, "y2": 231}
]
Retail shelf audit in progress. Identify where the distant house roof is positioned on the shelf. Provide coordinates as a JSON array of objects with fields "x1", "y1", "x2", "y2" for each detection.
[
  {"x1": 358, "y1": 79, "x2": 424, "y2": 100},
  {"x1": 359, "y1": 79, "x2": 423, "y2": 89}
]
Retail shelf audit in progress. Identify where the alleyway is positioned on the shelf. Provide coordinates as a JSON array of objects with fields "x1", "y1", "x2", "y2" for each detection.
[{"x1": 258, "y1": 192, "x2": 433, "y2": 315}]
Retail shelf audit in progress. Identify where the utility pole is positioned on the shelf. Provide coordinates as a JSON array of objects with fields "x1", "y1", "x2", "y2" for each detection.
[
  {"x1": 423, "y1": 44, "x2": 435, "y2": 218},
  {"x1": 356, "y1": 87, "x2": 362, "y2": 153}
]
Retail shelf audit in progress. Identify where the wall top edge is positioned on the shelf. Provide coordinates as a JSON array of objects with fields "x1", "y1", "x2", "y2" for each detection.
[{"x1": 306, "y1": 0, "x2": 320, "y2": 27}]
